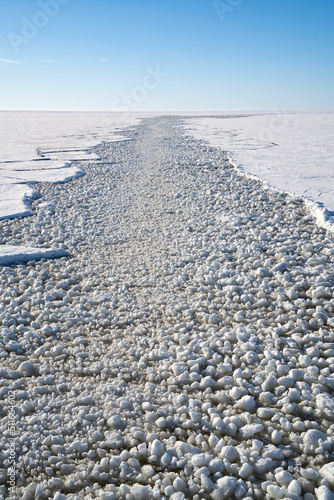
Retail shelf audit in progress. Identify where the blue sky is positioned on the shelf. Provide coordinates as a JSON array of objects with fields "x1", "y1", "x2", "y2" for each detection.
[{"x1": 0, "y1": 0, "x2": 333, "y2": 110}]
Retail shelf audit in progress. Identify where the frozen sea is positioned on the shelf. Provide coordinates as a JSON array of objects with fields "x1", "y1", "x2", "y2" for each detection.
[
  {"x1": 0, "y1": 110, "x2": 333, "y2": 263},
  {"x1": 1, "y1": 115, "x2": 334, "y2": 499}
]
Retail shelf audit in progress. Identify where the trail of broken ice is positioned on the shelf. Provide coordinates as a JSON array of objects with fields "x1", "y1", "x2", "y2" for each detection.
[{"x1": 0, "y1": 117, "x2": 334, "y2": 499}]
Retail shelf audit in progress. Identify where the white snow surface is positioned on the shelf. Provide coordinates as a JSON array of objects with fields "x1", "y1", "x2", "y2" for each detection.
[
  {"x1": 183, "y1": 111, "x2": 334, "y2": 230},
  {"x1": 0, "y1": 111, "x2": 143, "y2": 220},
  {"x1": 0, "y1": 184, "x2": 39, "y2": 220},
  {"x1": 0, "y1": 245, "x2": 69, "y2": 266}
]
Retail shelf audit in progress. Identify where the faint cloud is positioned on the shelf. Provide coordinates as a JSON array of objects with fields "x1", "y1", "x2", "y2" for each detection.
[
  {"x1": 0, "y1": 58, "x2": 23, "y2": 64},
  {"x1": 35, "y1": 59, "x2": 72, "y2": 63},
  {"x1": 100, "y1": 58, "x2": 109, "y2": 62}
]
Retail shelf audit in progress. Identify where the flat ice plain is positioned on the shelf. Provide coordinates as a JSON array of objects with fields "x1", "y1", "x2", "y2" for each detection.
[{"x1": 183, "y1": 111, "x2": 334, "y2": 231}]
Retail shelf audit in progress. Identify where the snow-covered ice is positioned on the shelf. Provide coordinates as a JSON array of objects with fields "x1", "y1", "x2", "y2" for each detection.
[
  {"x1": 0, "y1": 245, "x2": 69, "y2": 266},
  {"x1": 183, "y1": 110, "x2": 334, "y2": 230},
  {"x1": 0, "y1": 184, "x2": 39, "y2": 220},
  {"x1": 0, "y1": 111, "x2": 139, "y2": 163}
]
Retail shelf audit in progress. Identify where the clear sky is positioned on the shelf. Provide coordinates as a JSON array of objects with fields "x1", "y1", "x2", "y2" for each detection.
[{"x1": 0, "y1": 0, "x2": 333, "y2": 111}]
